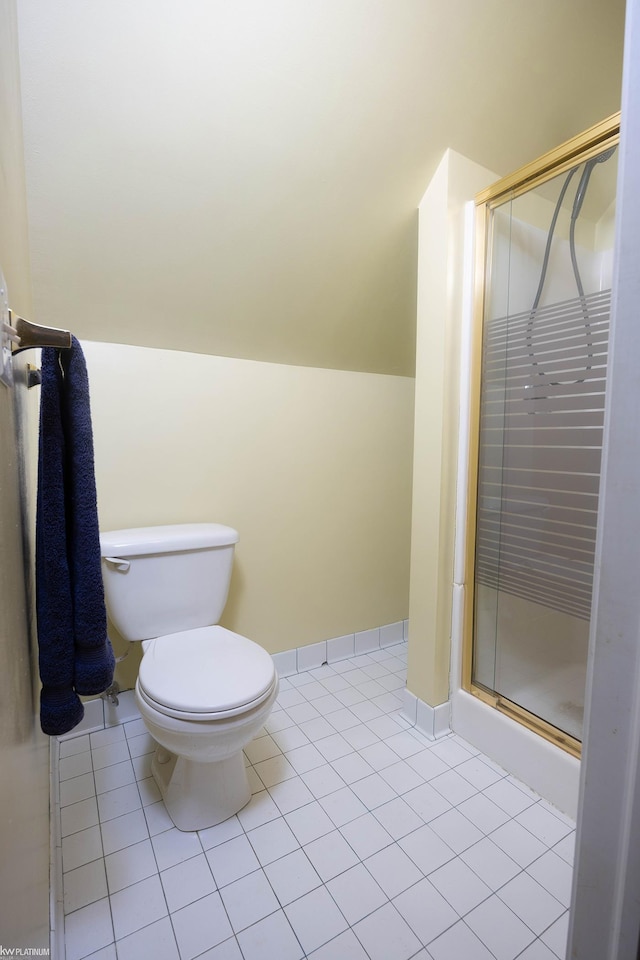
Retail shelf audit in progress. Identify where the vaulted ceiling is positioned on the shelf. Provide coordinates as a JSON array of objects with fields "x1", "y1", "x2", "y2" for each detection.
[{"x1": 16, "y1": 0, "x2": 625, "y2": 375}]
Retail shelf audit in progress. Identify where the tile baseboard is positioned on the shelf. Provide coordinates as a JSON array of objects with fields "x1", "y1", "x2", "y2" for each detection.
[
  {"x1": 401, "y1": 688, "x2": 451, "y2": 740},
  {"x1": 272, "y1": 618, "x2": 409, "y2": 678}
]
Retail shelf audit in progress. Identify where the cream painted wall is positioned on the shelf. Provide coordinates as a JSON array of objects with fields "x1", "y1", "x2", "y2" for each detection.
[
  {"x1": 82, "y1": 342, "x2": 414, "y2": 688},
  {"x1": 407, "y1": 150, "x2": 496, "y2": 707},
  {"x1": 15, "y1": 0, "x2": 624, "y2": 376},
  {"x1": 0, "y1": 0, "x2": 50, "y2": 947}
]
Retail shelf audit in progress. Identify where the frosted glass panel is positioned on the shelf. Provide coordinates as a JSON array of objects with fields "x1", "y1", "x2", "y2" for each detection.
[{"x1": 472, "y1": 149, "x2": 617, "y2": 741}]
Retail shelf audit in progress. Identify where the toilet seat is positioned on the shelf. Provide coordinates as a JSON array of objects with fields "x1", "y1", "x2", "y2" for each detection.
[{"x1": 137, "y1": 625, "x2": 277, "y2": 721}]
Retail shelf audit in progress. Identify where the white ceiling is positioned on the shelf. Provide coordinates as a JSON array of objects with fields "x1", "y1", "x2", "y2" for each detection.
[{"x1": 17, "y1": 0, "x2": 626, "y2": 375}]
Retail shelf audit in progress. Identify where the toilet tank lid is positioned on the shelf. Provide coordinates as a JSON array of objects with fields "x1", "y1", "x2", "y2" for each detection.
[{"x1": 100, "y1": 523, "x2": 239, "y2": 557}]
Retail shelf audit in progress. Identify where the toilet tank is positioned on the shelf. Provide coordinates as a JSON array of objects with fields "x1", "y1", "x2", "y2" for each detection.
[{"x1": 99, "y1": 523, "x2": 239, "y2": 642}]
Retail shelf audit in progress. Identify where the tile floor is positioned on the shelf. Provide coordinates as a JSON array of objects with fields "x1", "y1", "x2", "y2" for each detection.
[{"x1": 55, "y1": 642, "x2": 575, "y2": 960}]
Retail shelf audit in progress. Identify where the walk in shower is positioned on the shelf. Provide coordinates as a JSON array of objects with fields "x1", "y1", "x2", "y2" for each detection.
[{"x1": 464, "y1": 115, "x2": 619, "y2": 754}]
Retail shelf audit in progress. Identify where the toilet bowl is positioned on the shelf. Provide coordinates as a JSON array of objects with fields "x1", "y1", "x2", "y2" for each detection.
[{"x1": 100, "y1": 524, "x2": 279, "y2": 831}]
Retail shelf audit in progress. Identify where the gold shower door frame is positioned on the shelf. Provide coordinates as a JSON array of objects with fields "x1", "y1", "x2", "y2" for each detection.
[{"x1": 462, "y1": 112, "x2": 620, "y2": 759}]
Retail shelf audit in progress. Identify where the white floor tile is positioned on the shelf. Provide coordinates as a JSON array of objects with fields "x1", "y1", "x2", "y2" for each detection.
[
  {"x1": 83, "y1": 945, "x2": 117, "y2": 960},
  {"x1": 198, "y1": 815, "x2": 243, "y2": 851},
  {"x1": 219, "y1": 868, "x2": 280, "y2": 932},
  {"x1": 527, "y1": 850, "x2": 574, "y2": 907},
  {"x1": 110, "y1": 874, "x2": 168, "y2": 940},
  {"x1": 284, "y1": 885, "x2": 348, "y2": 955},
  {"x1": 403, "y1": 781, "x2": 451, "y2": 822},
  {"x1": 491, "y1": 820, "x2": 549, "y2": 868},
  {"x1": 115, "y1": 916, "x2": 180, "y2": 960},
  {"x1": 91, "y1": 741, "x2": 130, "y2": 771},
  {"x1": 326, "y1": 863, "x2": 387, "y2": 924},
  {"x1": 364, "y1": 843, "x2": 423, "y2": 898},
  {"x1": 552, "y1": 831, "x2": 576, "y2": 867},
  {"x1": 340, "y1": 813, "x2": 394, "y2": 859},
  {"x1": 60, "y1": 773, "x2": 96, "y2": 807},
  {"x1": 171, "y1": 891, "x2": 233, "y2": 960},
  {"x1": 236, "y1": 909, "x2": 304, "y2": 960},
  {"x1": 429, "y1": 856, "x2": 492, "y2": 916},
  {"x1": 392, "y1": 876, "x2": 459, "y2": 946},
  {"x1": 137, "y1": 775, "x2": 162, "y2": 806},
  {"x1": 59, "y1": 752, "x2": 93, "y2": 782},
  {"x1": 371, "y1": 797, "x2": 423, "y2": 840},
  {"x1": 123, "y1": 718, "x2": 147, "y2": 739},
  {"x1": 352, "y1": 902, "x2": 422, "y2": 960},
  {"x1": 406, "y1": 750, "x2": 450, "y2": 782},
  {"x1": 61, "y1": 797, "x2": 99, "y2": 838},
  {"x1": 330, "y1": 753, "x2": 375, "y2": 785},
  {"x1": 160, "y1": 852, "x2": 216, "y2": 912},
  {"x1": 300, "y1": 763, "x2": 347, "y2": 798},
  {"x1": 429, "y1": 737, "x2": 475, "y2": 768},
  {"x1": 63, "y1": 858, "x2": 108, "y2": 914},
  {"x1": 358, "y1": 741, "x2": 400, "y2": 771},
  {"x1": 430, "y1": 769, "x2": 478, "y2": 806},
  {"x1": 378, "y1": 760, "x2": 424, "y2": 795},
  {"x1": 315, "y1": 733, "x2": 353, "y2": 762},
  {"x1": 94, "y1": 759, "x2": 136, "y2": 795},
  {"x1": 341, "y1": 724, "x2": 380, "y2": 751},
  {"x1": 456, "y1": 756, "x2": 505, "y2": 790},
  {"x1": 206, "y1": 835, "x2": 260, "y2": 888},
  {"x1": 90, "y1": 726, "x2": 125, "y2": 751},
  {"x1": 253, "y1": 754, "x2": 298, "y2": 787},
  {"x1": 498, "y1": 872, "x2": 566, "y2": 935},
  {"x1": 286, "y1": 801, "x2": 335, "y2": 845},
  {"x1": 285, "y1": 743, "x2": 327, "y2": 774},
  {"x1": 62, "y1": 825, "x2": 103, "y2": 872},
  {"x1": 247, "y1": 817, "x2": 299, "y2": 865},
  {"x1": 299, "y1": 717, "x2": 341, "y2": 740},
  {"x1": 271, "y1": 725, "x2": 312, "y2": 752},
  {"x1": 427, "y1": 919, "x2": 496, "y2": 960},
  {"x1": 97, "y1": 783, "x2": 142, "y2": 823},
  {"x1": 398, "y1": 823, "x2": 456, "y2": 876},
  {"x1": 195, "y1": 938, "x2": 243, "y2": 960},
  {"x1": 143, "y1": 801, "x2": 174, "y2": 838},
  {"x1": 60, "y1": 734, "x2": 91, "y2": 758},
  {"x1": 540, "y1": 911, "x2": 570, "y2": 958},
  {"x1": 244, "y1": 734, "x2": 282, "y2": 765},
  {"x1": 429, "y1": 807, "x2": 484, "y2": 854},
  {"x1": 126, "y1": 732, "x2": 156, "y2": 758},
  {"x1": 484, "y1": 778, "x2": 537, "y2": 817},
  {"x1": 304, "y1": 829, "x2": 360, "y2": 881},
  {"x1": 100, "y1": 808, "x2": 149, "y2": 857},
  {"x1": 516, "y1": 802, "x2": 574, "y2": 847},
  {"x1": 264, "y1": 849, "x2": 322, "y2": 906},
  {"x1": 516, "y1": 940, "x2": 560, "y2": 960},
  {"x1": 461, "y1": 837, "x2": 521, "y2": 890},
  {"x1": 64, "y1": 897, "x2": 114, "y2": 960},
  {"x1": 268, "y1": 776, "x2": 315, "y2": 814},
  {"x1": 306, "y1": 929, "x2": 370, "y2": 960},
  {"x1": 457, "y1": 793, "x2": 510, "y2": 834},
  {"x1": 150, "y1": 826, "x2": 202, "y2": 871},
  {"x1": 326, "y1": 708, "x2": 362, "y2": 732},
  {"x1": 237, "y1": 789, "x2": 281, "y2": 831},
  {"x1": 105, "y1": 838, "x2": 158, "y2": 893},
  {"x1": 349, "y1": 773, "x2": 396, "y2": 810},
  {"x1": 318, "y1": 786, "x2": 368, "y2": 827},
  {"x1": 466, "y1": 893, "x2": 536, "y2": 960}
]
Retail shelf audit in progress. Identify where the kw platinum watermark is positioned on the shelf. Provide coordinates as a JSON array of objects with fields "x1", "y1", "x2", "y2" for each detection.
[{"x1": 0, "y1": 949, "x2": 50, "y2": 957}]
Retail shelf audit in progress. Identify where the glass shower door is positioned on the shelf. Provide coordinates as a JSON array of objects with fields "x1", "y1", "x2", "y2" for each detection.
[{"x1": 470, "y1": 122, "x2": 618, "y2": 749}]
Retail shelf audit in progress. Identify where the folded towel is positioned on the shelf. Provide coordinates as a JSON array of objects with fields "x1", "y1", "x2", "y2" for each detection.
[{"x1": 36, "y1": 337, "x2": 114, "y2": 736}]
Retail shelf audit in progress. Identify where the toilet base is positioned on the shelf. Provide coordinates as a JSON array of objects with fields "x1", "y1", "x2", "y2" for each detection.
[{"x1": 151, "y1": 747, "x2": 251, "y2": 832}]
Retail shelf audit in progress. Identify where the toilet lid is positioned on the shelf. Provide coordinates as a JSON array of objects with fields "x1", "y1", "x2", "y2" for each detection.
[{"x1": 137, "y1": 625, "x2": 276, "y2": 717}]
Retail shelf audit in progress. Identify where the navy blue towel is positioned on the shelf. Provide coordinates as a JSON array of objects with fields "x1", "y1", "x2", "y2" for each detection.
[{"x1": 36, "y1": 337, "x2": 115, "y2": 736}]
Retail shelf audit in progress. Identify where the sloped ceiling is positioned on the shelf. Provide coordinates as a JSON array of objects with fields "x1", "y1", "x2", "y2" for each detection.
[{"x1": 16, "y1": 0, "x2": 625, "y2": 375}]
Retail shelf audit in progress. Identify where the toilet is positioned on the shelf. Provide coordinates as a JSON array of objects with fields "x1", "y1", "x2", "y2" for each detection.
[{"x1": 99, "y1": 523, "x2": 279, "y2": 832}]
